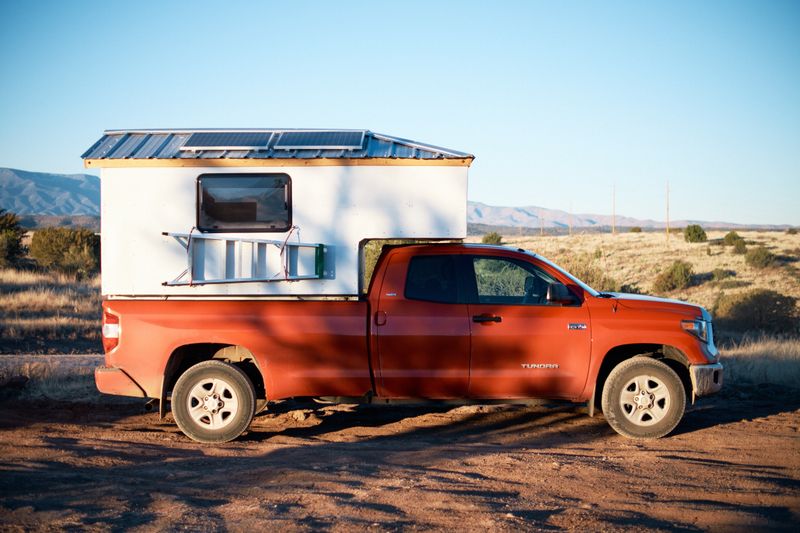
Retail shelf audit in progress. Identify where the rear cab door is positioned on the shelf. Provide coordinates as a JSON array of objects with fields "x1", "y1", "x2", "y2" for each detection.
[
  {"x1": 465, "y1": 249, "x2": 592, "y2": 400},
  {"x1": 371, "y1": 247, "x2": 471, "y2": 398}
]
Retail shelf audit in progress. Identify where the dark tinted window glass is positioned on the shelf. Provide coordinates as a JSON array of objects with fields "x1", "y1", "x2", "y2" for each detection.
[
  {"x1": 404, "y1": 255, "x2": 459, "y2": 304},
  {"x1": 198, "y1": 174, "x2": 290, "y2": 232}
]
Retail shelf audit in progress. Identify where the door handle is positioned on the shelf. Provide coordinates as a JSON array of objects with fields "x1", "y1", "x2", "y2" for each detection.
[
  {"x1": 375, "y1": 310, "x2": 387, "y2": 326},
  {"x1": 473, "y1": 315, "x2": 502, "y2": 323}
]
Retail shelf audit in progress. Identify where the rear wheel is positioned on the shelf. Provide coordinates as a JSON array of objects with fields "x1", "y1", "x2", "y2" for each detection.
[
  {"x1": 172, "y1": 360, "x2": 255, "y2": 443},
  {"x1": 601, "y1": 357, "x2": 686, "y2": 439}
]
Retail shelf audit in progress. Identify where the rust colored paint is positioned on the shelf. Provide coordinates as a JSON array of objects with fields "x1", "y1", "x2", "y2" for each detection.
[
  {"x1": 372, "y1": 252, "x2": 471, "y2": 398},
  {"x1": 98, "y1": 244, "x2": 717, "y2": 406},
  {"x1": 101, "y1": 299, "x2": 371, "y2": 400}
]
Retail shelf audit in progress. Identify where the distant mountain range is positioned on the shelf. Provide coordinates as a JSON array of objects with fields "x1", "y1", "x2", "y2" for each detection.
[
  {"x1": 0, "y1": 167, "x2": 790, "y2": 229},
  {"x1": 467, "y1": 202, "x2": 787, "y2": 230},
  {"x1": 0, "y1": 167, "x2": 99, "y2": 216}
]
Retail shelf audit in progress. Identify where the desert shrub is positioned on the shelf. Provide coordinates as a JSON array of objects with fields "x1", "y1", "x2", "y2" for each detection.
[
  {"x1": 712, "y1": 268, "x2": 734, "y2": 281},
  {"x1": 733, "y1": 239, "x2": 747, "y2": 254},
  {"x1": 0, "y1": 209, "x2": 26, "y2": 266},
  {"x1": 714, "y1": 289, "x2": 797, "y2": 333},
  {"x1": 29, "y1": 227, "x2": 100, "y2": 276},
  {"x1": 787, "y1": 228, "x2": 798, "y2": 235},
  {"x1": 723, "y1": 231, "x2": 742, "y2": 246},
  {"x1": 593, "y1": 248, "x2": 603, "y2": 259},
  {"x1": 684, "y1": 224, "x2": 707, "y2": 243},
  {"x1": 481, "y1": 231, "x2": 503, "y2": 245},
  {"x1": 653, "y1": 260, "x2": 693, "y2": 293},
  {"x1": 629, "y1": 226, "x2": 642, "y2": 233},
  {"x1": 745, "y1": 246, "x2": 776, "y2": 269}
]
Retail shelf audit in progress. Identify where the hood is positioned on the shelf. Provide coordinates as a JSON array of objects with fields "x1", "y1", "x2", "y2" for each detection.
[{"x1": 606, "y1": 292, "x2": 708, "y2": 318}]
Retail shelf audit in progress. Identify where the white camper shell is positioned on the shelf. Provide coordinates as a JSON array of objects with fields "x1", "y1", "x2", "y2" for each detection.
[{"x1": 82, "y1": 129, "x2": 473, "y2": 298}]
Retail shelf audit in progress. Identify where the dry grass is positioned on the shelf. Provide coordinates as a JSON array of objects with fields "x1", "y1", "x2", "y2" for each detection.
[
  {"x1": 472, "y1": 230, "x2": 800, "y2": 315},
  {"x1": 720, "y1": 336, "x2": 800, "y2": 390},
  {"x1": 0, "y1": 355, "x2": 130, "y2": 402},
  {"x1": 0, "y1": 268, "x2": 101, "y2": 354}
]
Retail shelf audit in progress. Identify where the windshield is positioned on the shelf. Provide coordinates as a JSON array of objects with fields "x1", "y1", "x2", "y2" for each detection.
[{"x1": 525, "y1": 251, "x2": 601, "y2": 297}]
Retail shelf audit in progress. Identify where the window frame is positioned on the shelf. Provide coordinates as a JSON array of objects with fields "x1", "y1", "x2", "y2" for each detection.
[
  {"x1": 196, "y1": 172, "x2": 292, "y2": 233},
  {"x1": 465, "y1": 254, "x2": 581, "y2": 307}
]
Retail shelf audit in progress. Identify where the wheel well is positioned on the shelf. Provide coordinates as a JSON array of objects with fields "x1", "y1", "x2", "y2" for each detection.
[
  {"x1": 594, "y1": 344, "x2": 691, "y2": 410},
  {"x1": 162, "y1": 344, "x2": 266, "y2": 407}
]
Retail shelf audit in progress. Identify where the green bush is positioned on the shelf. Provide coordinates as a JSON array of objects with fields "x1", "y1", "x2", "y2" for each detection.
[
  {"x1": 733, "y1": 239, "x2": 747, "y2": 254},
  {"x1": 723, "y1": 231, "x2": 742, "y2": 246},
  {"x1": 29, "y1": 227, "x2": 100, "y2": 276},
  {"x1": 787, "y1": 228, "x2": 798, "y2": 235},
  {"x1": 0, "y1": 209, "x2": 26, "y2": 266},
  {"x1": 629, "y1": 226, "x2": 642, "y2": 233},
  {"x1": 683, "y1": 224, "x2": 707, "y2": 243},
  {"x1": 481, "y1": 231, "x2": 503, "y2": 245},
  {"x1": 711, "y1": 268, "x2": 734, "y2": 281},
  {"x1": 744, "y1": 246, "x2": 776, "y2": 269},
  {"x1": 653, "y1": 260, "x2": 693, "y2": 293},
  {"x1": 714, "y1": 289, "x2": 797, "y2": 333}
]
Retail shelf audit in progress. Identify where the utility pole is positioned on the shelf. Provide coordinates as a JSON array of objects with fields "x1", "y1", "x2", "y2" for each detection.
[
  {"x1": 612, "y1": 184, "x2": 616, "y2": 235},
  {"x1": 539, "y1": 208, "x2": 544, "y2": 236},
  {"x1": 569, "y1": 202, "x2": 573, "y2": 236},
  {"x1": 666, "y1": 180, "x2": 670, "y2": 244}
]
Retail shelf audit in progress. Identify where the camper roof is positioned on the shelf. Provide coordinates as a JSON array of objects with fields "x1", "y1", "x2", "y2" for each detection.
[{"x1": 81, "y1": 129, "x2": 474, "y2": 166}]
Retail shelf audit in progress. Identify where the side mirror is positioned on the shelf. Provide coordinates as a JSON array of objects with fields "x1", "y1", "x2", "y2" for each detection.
[{"x1": 546, "y1": 282, "x2": 576, "y2": 305}]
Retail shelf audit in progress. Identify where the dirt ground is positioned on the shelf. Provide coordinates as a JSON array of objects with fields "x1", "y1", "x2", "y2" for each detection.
[{"x1": 1, "y1": 376, "x2": 799, "y2": 532}]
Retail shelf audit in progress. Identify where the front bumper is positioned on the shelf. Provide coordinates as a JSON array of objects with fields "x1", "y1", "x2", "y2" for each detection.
[
  {"x1": 95, "y1": 366, "x2": 146, "y2": 398},
  {"x1": 689, "y1": 362, "x2": 723, "y2": 400}
]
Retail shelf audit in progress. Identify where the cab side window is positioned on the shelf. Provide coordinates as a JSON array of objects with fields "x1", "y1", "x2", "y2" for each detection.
[
  {"x1": 472, "y1": 257, "x2": 557, "y2": 305},
  {"x1": 404, "y1": 255, "x2": 459, "y2": 304}
]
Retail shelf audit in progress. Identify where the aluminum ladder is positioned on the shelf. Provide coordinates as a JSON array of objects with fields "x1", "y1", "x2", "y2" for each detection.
[{"x1": 162, "y1": 231, "x2": 326, "y2": 286}]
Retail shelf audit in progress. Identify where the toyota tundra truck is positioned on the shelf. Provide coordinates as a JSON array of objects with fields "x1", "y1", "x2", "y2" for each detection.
[{"x1": 97, "y1": 243, "x2": 723, "y2": 443}]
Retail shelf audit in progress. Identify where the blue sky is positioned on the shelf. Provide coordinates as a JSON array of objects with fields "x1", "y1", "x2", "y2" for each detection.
[{"x1": 1, "y1": 0, "x2": 798, "y2": 225}]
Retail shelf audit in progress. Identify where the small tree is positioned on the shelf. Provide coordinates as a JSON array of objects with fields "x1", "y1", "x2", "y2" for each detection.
[
  {"x1": 723, "y1": 231, "x2": 742, "y2": 246},
  {"x1": 629, "y1": 226, "x2": 642, "y2": 233},
  {"x1": 29, "y1": 227, "x2": 100, "y2": 276},
  {"x1": 684, "y1": 224, "x2": 707, "y2": 243},
  {"x1": 481, "y1": 231, "x2": 503, "y2": 245},
  {"x1": 0, "y1": 208, "x2": 26, "y2": 267},
  {"x1": 733, "y1": 239, "x2": 747, "y2": 254}
]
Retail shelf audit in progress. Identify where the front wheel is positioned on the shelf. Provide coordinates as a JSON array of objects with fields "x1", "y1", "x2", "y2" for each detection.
[
  {"x1": 172, "y1": 360, "x2": 256, "y2": 443},
  {"x1": 601, "y1": 357, "x2": 686, "y2": 439}
]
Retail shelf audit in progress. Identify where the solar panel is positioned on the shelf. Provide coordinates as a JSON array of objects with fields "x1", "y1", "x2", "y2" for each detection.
[
  {"x1": 180, "y1": 132, "x2": 273, "y2": 151},
  {"x1": 274, "y1": 130, "x2": 365, "y2": 150}
]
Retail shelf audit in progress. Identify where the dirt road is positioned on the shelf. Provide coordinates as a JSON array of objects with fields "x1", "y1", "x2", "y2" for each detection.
[{"x1": 1, "y1": 387, "x2": 798, "y2": 532}]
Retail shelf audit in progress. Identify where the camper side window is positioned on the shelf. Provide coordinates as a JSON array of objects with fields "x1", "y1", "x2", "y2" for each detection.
[{"x1": 198, "y1": 173, "x2": 291, "y2": 232}]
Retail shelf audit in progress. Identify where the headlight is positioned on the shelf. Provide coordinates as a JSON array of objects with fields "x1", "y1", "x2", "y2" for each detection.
[{"x1": 681, "y1": 319, "x2": 708, "y2": 343}]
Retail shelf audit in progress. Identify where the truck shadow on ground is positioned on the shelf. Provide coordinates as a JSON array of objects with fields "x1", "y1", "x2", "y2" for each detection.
[{"x1": 2, "y1": 388, "x2": 799, "y2": 530}]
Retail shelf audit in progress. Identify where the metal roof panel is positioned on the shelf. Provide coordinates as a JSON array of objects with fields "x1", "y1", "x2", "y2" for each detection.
[{"x1": 81, "y1": 129, "x2": 473, "y2": 162}]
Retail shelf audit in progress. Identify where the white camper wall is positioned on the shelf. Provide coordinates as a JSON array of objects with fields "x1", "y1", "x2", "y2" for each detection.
[{"x1": 100, "y1": 164, "x2": 467, "y2": 297}]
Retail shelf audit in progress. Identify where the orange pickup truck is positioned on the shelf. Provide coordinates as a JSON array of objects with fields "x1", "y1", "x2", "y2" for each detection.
[{"x1": 97, "y1": 243, "x2": 723, "y2": 443}]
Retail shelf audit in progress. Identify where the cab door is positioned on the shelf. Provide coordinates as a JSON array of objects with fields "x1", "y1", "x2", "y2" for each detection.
[
  {"x1": 466, "y1": 254, "x2": 591, "y2": 399},
  {"x1": 373, "y1": 252, "x2": 471, "y2": 398}
]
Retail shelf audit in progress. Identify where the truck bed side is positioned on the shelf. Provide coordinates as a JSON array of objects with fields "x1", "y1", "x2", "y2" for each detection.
[{"x1": 102, "y1": 299, "x2": 372, "y2": 400}]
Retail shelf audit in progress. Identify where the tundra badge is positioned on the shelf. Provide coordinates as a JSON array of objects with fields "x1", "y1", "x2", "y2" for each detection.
[
  {"x1": 568, "y1": 323, "x2": 587, "y2": 330},
  {"x1": 521, "y1": 363, "x2": 559, "y2": 369}
]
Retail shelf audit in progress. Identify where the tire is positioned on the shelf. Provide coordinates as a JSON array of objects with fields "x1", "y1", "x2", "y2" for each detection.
[
  {"x1": 172, "y1": 360, "x2": 255, "y2": 443},
  {"x1": 601, "y1": 357, "x2": 686, "y2": 439}
]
